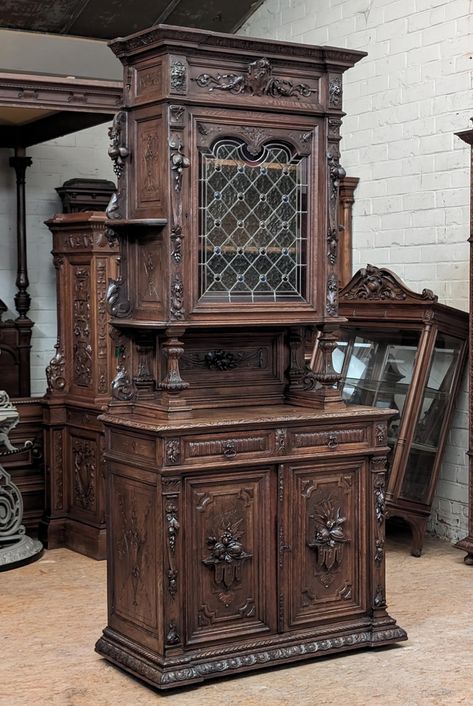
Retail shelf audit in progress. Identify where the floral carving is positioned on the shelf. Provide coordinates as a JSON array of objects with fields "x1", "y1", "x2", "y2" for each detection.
[
  {"x1": 170, "y1": 274, "x2": 185, "y2": 320},
  {"x1": 326, "y1": 273, "x2": 338, "y2": 317},
  {"x1": 171, "y1": 224, "x2": 183, "y2": 263},
  {"x1": 194, "y1": 58, "x2": 316, "y2": 99},
  {"x1": 117, "y1": 493, "x2": 149, "y2": 606},
  {"x1": 166, "y1": 500, "x2": 180, "y2": 554},
  {"x1": 374, "y1": 473, "x2": 386, "y2": 525},
  {"x1": 165, "y1": 439, "x2": 181, "y2": 465},
  {"x1": 307, "y1": 498, "x2": 348, "y2": 571},
  {"x1": 203, "y1": 513, "x2": 252, "y2": 593},
  {"x1": 275, "y1": 428, "x2": 287, "y2": 454},
  {"x1": 72, "y1": 439, "x2": 96, "y2": 511},
  {"x1": 204, "y1": 350, "x2": 240, "y2": 370},
  {"x1": 340, "y1": 265, "x2": 438, "y2": 303},
  {"x1": 375, "y1": 538, "x2": 384, "y2": 566},
  {"x1": 375, "y1": 424, "x2": 387, "y2": 445}
]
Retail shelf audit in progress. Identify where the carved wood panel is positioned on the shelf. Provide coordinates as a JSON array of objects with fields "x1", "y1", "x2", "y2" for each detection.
[
  {"x1": 284, "y1": 461, "x2": 365, "y2": 629},
  {"x1": 134, "y1": 115, "x2": 163, "y2": 213},
  {"x1": 184, "y1": 468, "x2": 275, "y2": 645},
  {"x1": 110, "y1": 471, "x2": 158, "y2": 633}
]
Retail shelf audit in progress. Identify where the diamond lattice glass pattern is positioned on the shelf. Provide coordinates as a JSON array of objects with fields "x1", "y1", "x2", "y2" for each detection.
[{"x1": 199, "y1": 138, "x2": 308, "y2": 302}]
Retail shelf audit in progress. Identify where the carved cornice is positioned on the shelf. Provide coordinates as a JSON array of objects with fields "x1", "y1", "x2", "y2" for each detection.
[
  {"x1": 0, "y1": 72, "x2": 121, "y2": 112},
  {"x1": 109, "y1": 27, "x2": 365, "y2": 72},
  {"x1": 340, "y1": 265, "x2": 438, "y2": 304}
]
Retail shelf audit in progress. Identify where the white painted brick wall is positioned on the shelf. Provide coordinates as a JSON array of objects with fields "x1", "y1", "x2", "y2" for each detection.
[
  {"x1": 0, "y1": 124, "x2": 114, "y2": 396},
  {"x1": 241, "y1": 0, "x2": 472, "y2": 543}
]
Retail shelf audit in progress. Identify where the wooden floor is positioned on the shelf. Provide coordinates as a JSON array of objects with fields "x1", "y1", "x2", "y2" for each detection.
[{"x1": 2, "y1": 531, "x2": 473, "y2": 706}]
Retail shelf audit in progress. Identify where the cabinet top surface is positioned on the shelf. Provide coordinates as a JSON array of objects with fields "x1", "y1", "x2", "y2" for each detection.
[
  {"x1": 109, "y1": 23, "x2": 366, "y2": 68},
  {"x1": 101, "y1": 404, "x2": 394, "y2": 434}
]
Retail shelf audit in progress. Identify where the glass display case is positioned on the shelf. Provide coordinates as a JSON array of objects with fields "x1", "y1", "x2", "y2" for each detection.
[{"x1": 335, "y1": 265, "x2": 468, "y2": 556}]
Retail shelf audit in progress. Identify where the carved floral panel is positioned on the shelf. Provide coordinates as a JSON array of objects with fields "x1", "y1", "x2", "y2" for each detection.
[
  {"x1": 185, "y1": 470, "x2": 275, "y2": 644},
  {"x1": 286, "y1": 464, "x2": 362, "y2": 628}
]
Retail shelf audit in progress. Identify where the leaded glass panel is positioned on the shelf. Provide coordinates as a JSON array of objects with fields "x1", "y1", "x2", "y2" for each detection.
[{"x1": 199, "y1": 138, "x2": 308, "y2": 303}]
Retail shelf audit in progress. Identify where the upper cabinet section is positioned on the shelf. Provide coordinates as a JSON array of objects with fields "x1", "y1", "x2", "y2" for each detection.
[
  {"x1": 109, "y1": 25, "x2": 366, "y2": 115},
  {"x1": 106, "y1": 25, "x2": 365, "y2": 326}
]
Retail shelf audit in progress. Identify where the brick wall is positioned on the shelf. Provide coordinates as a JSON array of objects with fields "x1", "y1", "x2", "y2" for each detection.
[
  {"x1": 0, "y1": 124, "x2": 114, "y2": 396},
  {"x1": 241, "y1": 0, "x2": 472, "y2": 543}
]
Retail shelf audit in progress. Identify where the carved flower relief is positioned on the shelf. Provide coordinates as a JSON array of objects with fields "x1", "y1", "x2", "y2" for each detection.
[
  {"x1": 307, "y1": 498, "x2": 348, "y2": 572},
  {"x1": 202, "y1": 514, "x2": 252, "y2": 595}
]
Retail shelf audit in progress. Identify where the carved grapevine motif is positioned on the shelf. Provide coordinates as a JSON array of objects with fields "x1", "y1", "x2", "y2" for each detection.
[
  {"x1": 326, "y1": 273, "x2": 338, "y2": 317},
  {"x1": 108, "y1": 111, "x2": 129, "y2": 178},
  {"x1": 73, "y1": 267, "x2": 92, "y2": 387},
  {"x1": 170, "y1": 274, "x2": 185, "y2": 320},
  {"x1": 166, "y1": 500, "x2": 180, "y2": 554},
  {"x1": 328, "y1": 76, "x2": 342, "y2": 107},
  {"x1": 194, "y1": 58, "x2": 316, "y2": 99}
]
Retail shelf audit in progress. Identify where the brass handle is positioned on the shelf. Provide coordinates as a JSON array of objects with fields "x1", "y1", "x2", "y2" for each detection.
[{"x1": 223, "y1": 441, "x2": 237, "y2": 458}]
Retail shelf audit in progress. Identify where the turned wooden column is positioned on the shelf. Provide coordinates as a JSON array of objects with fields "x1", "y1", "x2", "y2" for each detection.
[
  {"x1": 9, "y1": 147, "x2": 33, "y2": 320},
  {"x1": 338, "y1": 176, "x2": 359, "y2": 287}
]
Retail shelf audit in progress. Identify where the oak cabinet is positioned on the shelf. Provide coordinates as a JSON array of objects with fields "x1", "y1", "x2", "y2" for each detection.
[{"x1": 95, "y1": 24, "x2": 406, "y2": 690}]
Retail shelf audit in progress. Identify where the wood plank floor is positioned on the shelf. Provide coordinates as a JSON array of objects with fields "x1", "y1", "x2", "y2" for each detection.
[{"x1": 2, "y1": 533, "x2": 472, "y2": 706}]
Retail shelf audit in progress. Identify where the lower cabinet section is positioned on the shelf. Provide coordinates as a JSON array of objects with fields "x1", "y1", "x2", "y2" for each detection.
[{"x1": 96, "y1": 411, "x2": 407, "y2": 689}]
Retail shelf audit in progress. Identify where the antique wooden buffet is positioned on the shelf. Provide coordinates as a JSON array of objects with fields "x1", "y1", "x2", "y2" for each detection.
[{"x1": 95, "y1": 25, "x2": 406, "y2": 689}]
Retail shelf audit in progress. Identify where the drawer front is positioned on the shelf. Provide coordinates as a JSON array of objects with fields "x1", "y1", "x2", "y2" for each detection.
[
  {"x1": 110, "y1": 430, "x2": 156, "y2": 462},
  {"x1": 290, "y1": 425, "x2": 368, "y2": 454},
  {"x1": 179, "y1": 430, "x2": 272, "y2": 466}
]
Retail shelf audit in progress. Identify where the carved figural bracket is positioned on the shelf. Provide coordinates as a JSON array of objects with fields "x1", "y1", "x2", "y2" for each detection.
[
  {"x1": 307, "y1": 498, "x2": 348, "y2": 572},
  {"x1": 106, "y1": 278, "x2": 132, "y2": 319},
  {"x1": 340, "y1": 264, "x2": 438, "y2": 303},
  {"x1": 46, "y1": 341, "x2": 66, "y2": 393},
  {"x1": 194, "y1": 58, "x2": 316, "y2": 99},
  {"x1": 203, "y1": 513, "x2": 252, "y2": 596}
]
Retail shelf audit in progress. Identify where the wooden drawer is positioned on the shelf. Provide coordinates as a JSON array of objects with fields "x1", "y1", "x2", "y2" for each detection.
[
  {"x1": 289, "y1": 425, "x2": 369, "y2": 454},
  {"x1": 110, "y1": 430, "x2": 156, "y2": 462},
  {"x1": 169, "y1": 429, "x2": 272, "y2": 466}
]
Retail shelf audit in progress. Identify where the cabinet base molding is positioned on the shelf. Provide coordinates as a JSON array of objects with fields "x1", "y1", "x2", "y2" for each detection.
[
  {"x1": 96, "y1": 620, "x2": 406, "y2": 690},
  {"x1": 38, "y1": 516, "x2": 106, "y2": 560}
]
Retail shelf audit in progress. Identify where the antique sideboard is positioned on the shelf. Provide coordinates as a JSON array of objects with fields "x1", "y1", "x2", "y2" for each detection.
[{"x1": 95, "y1": 24, "x2": 406, "y2": 689}]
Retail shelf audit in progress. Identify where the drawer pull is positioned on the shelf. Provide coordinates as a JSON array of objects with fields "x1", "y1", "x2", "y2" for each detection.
[
  {"x1": 223, "y1": 441, "x2": 237, "y2": 458},
  {"x1": 327, "y1": 433, "x2": 338, "y2": 449}
]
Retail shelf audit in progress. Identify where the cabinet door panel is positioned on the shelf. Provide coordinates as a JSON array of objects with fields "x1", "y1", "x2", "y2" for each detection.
[
  {"x1": 185, "y1": 468, "x2": 276, "y2": 645},
  {"x1": 285, "y1": 461, "x2": 366, "y2": 628}
]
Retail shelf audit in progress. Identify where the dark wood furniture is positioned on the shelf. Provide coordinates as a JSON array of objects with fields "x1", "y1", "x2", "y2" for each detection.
[
  {"x1": 338, "y1": 265, "x2": 468, "y2": 557},
  {"x1": 56, "y1": 178, "x2": 116, "y2": 214},
  {"x1": 95, "y1": 25, "x2": 406, "y2": 690},
  {"x1": 39, "y1": 213, "x2": 119, "y2": 559},
  {"x1": 455, "y1": 125, "x2": 473, "y2": 564},
  {"x1": 0, "y1": 299, "x2": 33, "y2": 398}
]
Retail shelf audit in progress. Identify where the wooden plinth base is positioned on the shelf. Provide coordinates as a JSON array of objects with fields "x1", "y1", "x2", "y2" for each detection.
[
  {"x1": 38, "y1": 516, "x2": 106, "y2": 560},
  {"x1": 96, "y1": 618, "x2": 407, "y2": 690}
]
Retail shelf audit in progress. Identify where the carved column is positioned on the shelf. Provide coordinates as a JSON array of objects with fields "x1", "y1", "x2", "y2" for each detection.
[
  {"x1": 338, "y1": 176, "x2": 359, "y2": 287},
  {"x1": 9, "y1": 148, "x2": 32, "y2": 320}
]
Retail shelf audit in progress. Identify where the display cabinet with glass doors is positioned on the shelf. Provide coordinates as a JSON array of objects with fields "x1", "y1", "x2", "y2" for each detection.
[{"x1": 335, "y1": 265, "x2": 468, "y2": 557}]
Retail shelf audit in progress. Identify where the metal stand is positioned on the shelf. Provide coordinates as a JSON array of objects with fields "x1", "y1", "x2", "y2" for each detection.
[{"x1": 0, "y1": 391, "x2": 43, "y2": 570}]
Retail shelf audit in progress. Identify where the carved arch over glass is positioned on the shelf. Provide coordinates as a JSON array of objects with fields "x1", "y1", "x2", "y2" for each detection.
[{"x1": 198, "y1": 138, "x2": 309, "y2": 303}]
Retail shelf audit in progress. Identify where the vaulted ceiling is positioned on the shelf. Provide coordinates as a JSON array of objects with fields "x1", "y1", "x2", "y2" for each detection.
[{"x1": 0, "y1": 0, "x2": 262, "y2": 39}]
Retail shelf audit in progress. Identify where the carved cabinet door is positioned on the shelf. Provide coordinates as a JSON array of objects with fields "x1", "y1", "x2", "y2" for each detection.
[
  {"x1": 281, "y1": 460, "x2": 367, "y2": 630},
  {"x1": 184, "y1": 467, "x2": 276, "y2": 646}
]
